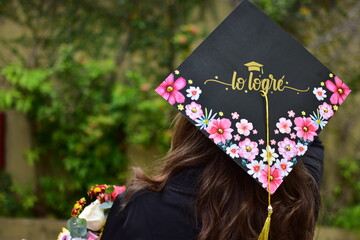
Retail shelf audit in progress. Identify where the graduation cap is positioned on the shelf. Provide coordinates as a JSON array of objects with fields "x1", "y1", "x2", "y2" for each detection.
[{"x1": 155, "y1": 0, "x2": 351, "y2": 238}]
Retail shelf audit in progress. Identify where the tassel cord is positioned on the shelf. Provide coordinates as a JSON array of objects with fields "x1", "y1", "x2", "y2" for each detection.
[{"x1": 258, "y1": 90, "x2": 273, "y2": 240}]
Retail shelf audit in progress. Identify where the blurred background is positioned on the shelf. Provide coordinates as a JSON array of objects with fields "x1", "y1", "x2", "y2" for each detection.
[{"x1": 0, "y1": 0, "x2": 359, "y2": 239}]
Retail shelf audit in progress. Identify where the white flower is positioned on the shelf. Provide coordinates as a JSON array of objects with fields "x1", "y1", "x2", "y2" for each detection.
[
  {"x1": 296, "y1": 143, "x2": 308, "y2": 156},
  {"x1": 246, "y1": 160, "x2": 265, "y2": 179},
  {"x1": 226, "y1": 144, "x2": 240, "y2": 158},
  {"x1": 195, "y1": 108, "x2": 217, "y2": 130},
  {"x1": 310, "y1": 111, "x2": 328, "y2": 129},
  {"x1": 313, "y1": 87, "x2": 327, "y2": 101},
  {"x1": 260, "y1": 145, "x2": 279, "y2": 165},
  {"x1": 78, "y1": 199, "x2": 106, "y2": 231},
  {"x1": 186, "y1": 86, "x2": 202, "y2": 100},
  {"x1": 236, "y1": 119, "x2": 253, "y2": 136},
  {"x1": 275, "y1": 159, "x2": 293, "y2": 177}
]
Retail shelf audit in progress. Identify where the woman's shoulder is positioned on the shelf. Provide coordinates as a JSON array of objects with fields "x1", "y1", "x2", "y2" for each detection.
[{"x1": 101, "y1": 184, "x2": 198, "y2": 240}]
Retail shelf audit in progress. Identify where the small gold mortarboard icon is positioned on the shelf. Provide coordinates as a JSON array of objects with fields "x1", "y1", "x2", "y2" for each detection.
[{"x1": 244, "y1": 61, "x2": 264, "y2": 74}]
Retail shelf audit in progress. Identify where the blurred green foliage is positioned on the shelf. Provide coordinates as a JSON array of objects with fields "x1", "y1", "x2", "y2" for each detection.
[
  {"x1": 0, "y1": 171, "x2": 36, "y2": 216},
  {"x1": 331, "y1": 204, "x2": 360, "y2": 233},
  {"x1": 0, "y1": 0, "x2": 208, "y2": 217},
  {"x1": 0, "y1": 46, "x2": 166, "y2": 216},
  {"x1": 0, "y1": 0, "x2": 359, "y2": 226}
]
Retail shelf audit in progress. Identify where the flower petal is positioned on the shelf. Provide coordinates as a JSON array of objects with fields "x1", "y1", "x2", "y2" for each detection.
[
  {"x1": 294, "y1": 117, "x2": 303, "y2": 127},
  {"x1": 221, "y1": 118, "x2": 232, "y2": 128},
  {"x1": 334, "y1": 76, "x2": 343, "y2": 88},
  {"x1": 329, "y1": 92, "x2": 339, "y2": 105},
  {"x1": 155, "y1": 85, "x2": 166, "y2": 96},
  {"x1": 164, "y1": 73, "x2": 174, "y2": 85},
  {"x1": 173, "y1": 91, "x2": 185, "y2": 104},
  {"x1": 173, "y1": 77, "x2": 186, "y2": 90},
  {"x1": 167, "y1": 94, "x2": 176, "y2": 105},
  {"x1": 325, "y1": 80, "x2": 337, "y2": 92}
]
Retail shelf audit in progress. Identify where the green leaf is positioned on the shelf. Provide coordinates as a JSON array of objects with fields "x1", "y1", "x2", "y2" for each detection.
[
  {"x1": 100, "y1": 201, "x2": 113, "y2": 210},
  {"x1": 67, "y1": 217, "x2": 88, "y2": 238},
  {"x1": 104, "y1": 185, "x2": 114, "y2": 194}
]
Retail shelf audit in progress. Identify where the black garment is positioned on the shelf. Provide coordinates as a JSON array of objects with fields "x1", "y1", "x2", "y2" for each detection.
[{"x1": 101, "y1": 138, "x2": 324, "y2": 240}]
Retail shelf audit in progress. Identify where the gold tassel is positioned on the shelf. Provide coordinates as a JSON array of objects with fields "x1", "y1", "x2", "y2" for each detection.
[
  {"x1": 258, "y1": 90, "x2": 273, "y2": 240},
  {"x1": 258, "y1": 206, "x2": 273, "y2": 240}
]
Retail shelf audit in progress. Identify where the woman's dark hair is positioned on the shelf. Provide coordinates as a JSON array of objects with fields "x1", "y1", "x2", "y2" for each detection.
[{"x1": 123, "y1": 114, "x2": 321, "y2": 240}]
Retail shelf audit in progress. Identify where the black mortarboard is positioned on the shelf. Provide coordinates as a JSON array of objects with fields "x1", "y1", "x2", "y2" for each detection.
[{"x1": 155, "y1": 0, "x2": 351, "y2": 195}]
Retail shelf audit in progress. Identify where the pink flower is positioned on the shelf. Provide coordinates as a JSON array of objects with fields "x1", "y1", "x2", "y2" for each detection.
[
  {"x1": 97, "y1": 185, "x2": 126, "y2": 203},
  {"x1": 111, "y1": 185, "x2": 126, "y2": 201},
  {"x1": 238, "y1": 138, "x2": 259, "y2": 161},
  {"x1": 231, "y1": 112, "x2": 240, "y2": 119},
  {"x1": 176, "y1": 34, "x2": 187, "y2": 44},
  {"x1": 294, "y1": 117, "x2": 318, "y2": 142},
  {"x1": 288, "y1": 110, "x2": 295, "y2": 118},
  {"x1": 318, "y1": 102, "x2": 334, "y2": 120},
  {"x1": 87, "y1": 232, "x2": 99, "y2": 240},
  {"x1": 234, "y1": 134, "x2": 241, "y2": 141},
  {"x1": 206, "y1": 118, "x2": 233, "y2": 144},
  {"x1": 155, "y1": 73, "x2": 186, "y2": 105},
  {"x1": 290, "y1": 132, "x2": 296, "y2": 139},
  {"x1": 274, "y1": 129, "x2": 279, "y2": 134},
  {"x1": 140, "y1": 83, "x2": 150, "y2": 92},
  {"x1": 325, "y1": 76, "x2": 351, "y2": 105},
  {"x1": 57, "y1": 228, "x2": 71, "y2": 240},
  {"x1": 252, "y1": 129, "x2": 258, "y2": 134},
  {"x1": 97, "y1": 193, "x2": 111, "y2": 203},
  {"x1": 277, "y1": 137, "x2": 297, "y2": 160},
  {"x1": 258, "y1": 139, "x2": 265, "y2": 145},
  {"x1": 258, "y1": 166, "x2": 283, "y2": 194},
  {"x1": 236, "y1": 119, "x2": 253, "y2": 136},
  {"x1": 185, "y1": 101, "x2": 204, "y2": 120},
  {"x1": 270, "y1": 139, "x2": 276, "y2": 145},
  {"x1": 276, "y1": 117, "x2": 292, "y2": 134}
]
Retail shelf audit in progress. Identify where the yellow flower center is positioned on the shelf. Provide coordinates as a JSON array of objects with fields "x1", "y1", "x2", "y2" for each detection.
[
  {"x1": 303, "y1": 126, "x2": 308, "y2": 132},
  {"x1": 191, "y1": 108, "x2": 197, "y2": 113},
  {"x1": 217, "y1": 128, "x2": 224, "y2": 134},
  {"x1": 203, "y1": 119, "x2": 209, "y2": 124},
  {"x1": 338, "y1": 88, "x2": 343, "y2": 94},
  {"x1": 267, "y1": 152, "x2": 272, "y2": 158},
  {"x1": 269, "y1": 175, "x2": 274, "y2": 181},
  {"x1": 166, "y1": 86, "x2": 174, "y2": 92},
  {"x1": 246, "y1": 146, "x2": 252, "y2": 152},
  {"x1": 324, "y1": 109, "x2": 328, "y2": 113},
  {"x1": 285, "y1": 145, "x2": 291, "y2": 151}
]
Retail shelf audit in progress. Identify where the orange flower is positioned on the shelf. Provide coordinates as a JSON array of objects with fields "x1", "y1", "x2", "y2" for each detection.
[
  {"x1": 87, "y1": 184, "x2": 108, "y2": 198},
  {"x1": 71, "y1": 197, "x2": 86, "y2": 217}
]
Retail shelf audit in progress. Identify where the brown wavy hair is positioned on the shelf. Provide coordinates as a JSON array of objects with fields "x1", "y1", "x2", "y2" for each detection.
[{"x1": 123, "y1": 114, "x2": 321, "y2": 240}]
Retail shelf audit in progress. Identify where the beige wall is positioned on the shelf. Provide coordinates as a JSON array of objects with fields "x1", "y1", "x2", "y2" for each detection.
[{"x1": 5, "y1": 111, "x2": 34, "y2": 187}]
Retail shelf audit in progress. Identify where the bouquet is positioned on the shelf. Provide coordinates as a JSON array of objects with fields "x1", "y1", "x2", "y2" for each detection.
[{"x1": 57, "y1": 184, "x2": 126, "y2": 240}]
